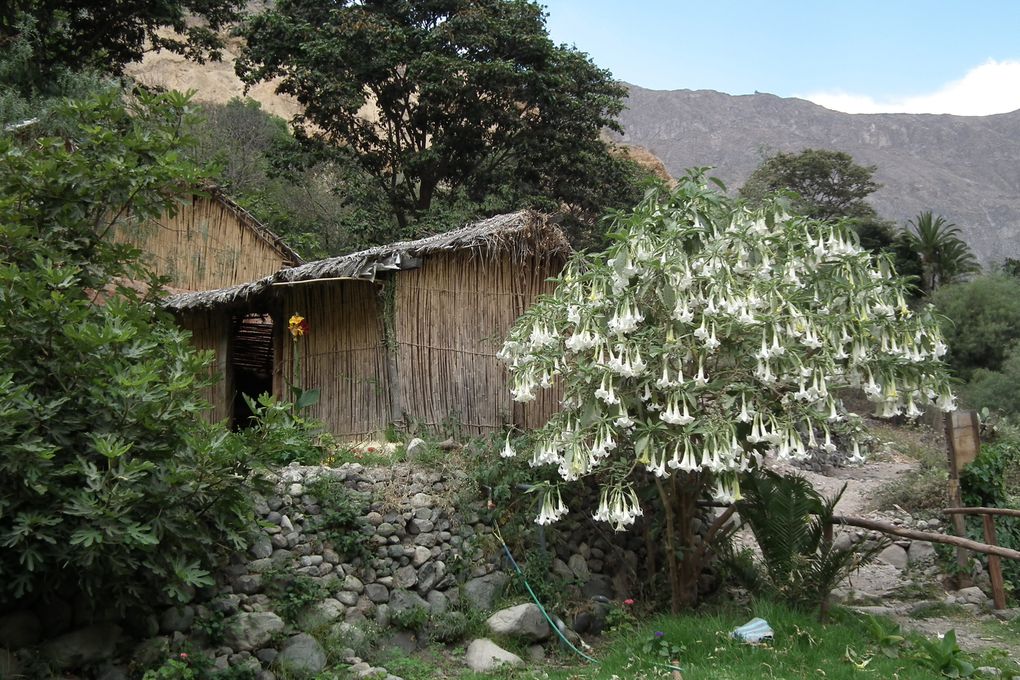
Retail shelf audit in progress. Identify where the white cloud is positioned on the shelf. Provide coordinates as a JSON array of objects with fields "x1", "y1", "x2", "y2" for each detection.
[{"x1": 799, "y1": 59, "x2": 1020, "y2": 116}]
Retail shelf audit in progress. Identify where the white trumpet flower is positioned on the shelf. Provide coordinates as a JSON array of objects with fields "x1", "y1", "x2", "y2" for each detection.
[
  {"x1": 500, "y1": 432, "x2": 516, "y2": 458},
  {"x1": 694, "y1": 359, "x2": 708, "y2": 387},
  {"x1": 536, "y1": 487, "x2": 568, "y2": 525},
  {"x1": 595, "y1": 375, "x2": 620, "y2": 405}
]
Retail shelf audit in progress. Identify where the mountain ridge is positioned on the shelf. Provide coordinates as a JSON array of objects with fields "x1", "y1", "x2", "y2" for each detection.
[{"x1": 614, "y1": 84, "x2": 1020, "y2": 263}]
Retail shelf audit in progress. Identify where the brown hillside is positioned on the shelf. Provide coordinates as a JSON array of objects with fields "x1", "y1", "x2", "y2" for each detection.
[
  {"x1": 125, "y1": 35, "x2": 302, "y2": 120},
  {"x1": 126, "y1": 38, "x2": 671, "y2": 186}
]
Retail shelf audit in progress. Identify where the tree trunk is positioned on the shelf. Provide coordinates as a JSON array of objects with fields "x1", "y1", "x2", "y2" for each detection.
[
  {"x1": 416, "y1": 175, "x2": 437, "y2": 212},
  {"x1": 657, "y1": 474, "x2": 704, "y2": 612},
  {"x1": 673, "y1": 474, "x2": 701, "y2": 608},
  {"x1": 655, "y1": 477, "x2": 682, "y2": 613}
]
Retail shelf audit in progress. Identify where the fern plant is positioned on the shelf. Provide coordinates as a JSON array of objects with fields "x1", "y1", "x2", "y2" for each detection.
[{"x1": 730, "y1": 469, "x2": 887, "y2": 620}]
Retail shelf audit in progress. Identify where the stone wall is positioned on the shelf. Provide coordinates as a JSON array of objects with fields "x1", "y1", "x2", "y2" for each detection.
[{"x1": 1, "y1": 461, "x2": 704, "y2": 678}]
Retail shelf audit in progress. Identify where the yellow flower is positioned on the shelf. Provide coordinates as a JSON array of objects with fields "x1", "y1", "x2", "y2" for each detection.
[{"x1": 288, "y1": 314, "x2": 309, "y2": 338}]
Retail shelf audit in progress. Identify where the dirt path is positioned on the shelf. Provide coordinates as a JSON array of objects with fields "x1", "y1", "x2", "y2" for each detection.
[{"x1": 769, "y1": 458, "x2": 916, "y2": 516}]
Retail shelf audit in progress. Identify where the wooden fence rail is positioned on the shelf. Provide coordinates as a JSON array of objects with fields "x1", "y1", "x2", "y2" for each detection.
[
  {"x1": 830, "y1": 515, "x2": 1020, "y2": 561},
  {"x1": 701, "y1": 498, "x2": 1019, "y2": 611},
  {"x1": 943, "y1": 507, "x2": 1020, "y2": 519}
]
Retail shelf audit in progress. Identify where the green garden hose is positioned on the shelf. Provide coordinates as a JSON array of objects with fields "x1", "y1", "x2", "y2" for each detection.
[{"x1": 491, "y1": 523, "x2": 685, "y2": 674}]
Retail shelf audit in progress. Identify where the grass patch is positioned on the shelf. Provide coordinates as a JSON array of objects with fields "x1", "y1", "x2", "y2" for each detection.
[
  {"x1": 886, "y1": 580, "x2": 945, "y2": 602},
  {"x1": 377, "y1": 648, "x2": 446, "y2": 680},
  {"x1": 460, "y1": 600, "x2": 1012, "y2": 680},
  {"x1": 322, "y1": 441, "x2": 402, "y2": 466},
  {"x1": 876, "y1": 477, "x2": 947, "y2": 514},
  {"x1": 329, "y1": 601, "x2": 1020, "y2": 679},
  {"x1": 979, "y1": 615, "x2": 1020, "y2": 642},
  {"x1": 870, "y1": 422, "x2": 950, "y2": 515}
]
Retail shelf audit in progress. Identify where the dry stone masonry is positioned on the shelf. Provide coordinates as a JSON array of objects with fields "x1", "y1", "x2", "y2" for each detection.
[{"x1": 0, "y1": 461, "x2": 673, "y2": 678}]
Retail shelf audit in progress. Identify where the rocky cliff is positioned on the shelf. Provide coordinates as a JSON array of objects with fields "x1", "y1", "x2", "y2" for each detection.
[{"x1": 615, "y1": 84, "x2": 1020, "y2": 263}]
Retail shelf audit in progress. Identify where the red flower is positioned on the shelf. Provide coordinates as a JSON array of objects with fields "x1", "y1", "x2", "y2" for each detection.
[
  {"x1": 179, "y1": 652, "x2": 189, "y2": 661},
  {"x1": 623, "y1": 598, "x2": 635, "y2": 606}
]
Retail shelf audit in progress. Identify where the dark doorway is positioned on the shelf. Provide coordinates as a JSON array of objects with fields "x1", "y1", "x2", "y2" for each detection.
[{"x1": 230, "y1": 313, "x2": 274, "y2": 428}]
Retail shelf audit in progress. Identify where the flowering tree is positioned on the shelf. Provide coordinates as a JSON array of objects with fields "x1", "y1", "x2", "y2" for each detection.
[{"x1": 499, "y1": 173, "x2": 956, "y2": 610}]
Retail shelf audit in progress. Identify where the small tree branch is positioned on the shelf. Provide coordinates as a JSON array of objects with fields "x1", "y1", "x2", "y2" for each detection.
[{"x1": 695, "y1": 504, "x2": 737, "y2": 566}]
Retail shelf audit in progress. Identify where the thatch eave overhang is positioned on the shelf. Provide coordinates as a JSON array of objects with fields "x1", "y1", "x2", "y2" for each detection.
[{"x1": 163, "y1": 210, "x2": 569, "y2": 313}]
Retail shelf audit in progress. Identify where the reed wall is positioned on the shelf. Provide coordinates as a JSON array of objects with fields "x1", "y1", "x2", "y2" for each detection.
[
  {"x1": 393, "y1": 250, "x2": 562, "y2": 436},
  {"x1": 173, "y1": 246, "x2": 563, "y2": 439},
  {"x1": 113, "y1": 195, "x2": 290, "y2": 292},
  {"x1": 176, "y1": 309, "x2": 232, "y2": 423},
  {"x1": 279, "y1": 281, "x2": 391, "y2": 440}
]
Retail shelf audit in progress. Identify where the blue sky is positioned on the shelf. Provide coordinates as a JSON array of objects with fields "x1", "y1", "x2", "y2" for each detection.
[{"x1": 541, "y1": 1, "x2": 1020, "y2": 115}]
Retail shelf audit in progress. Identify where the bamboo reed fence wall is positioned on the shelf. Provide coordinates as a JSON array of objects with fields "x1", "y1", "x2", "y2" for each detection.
[
  {"x1": 170, "y1": 238, "x2": 564, "y2": 439},
  {"x1": 394, "y1": 250, "x2": 562, "y2": 436},
  {"x1": 279, "y1": 281, "x2": 391, "y2": 440},
  {"x1": 176, "y1": 309, "x2": 232, "y2": 423},
  {"x1": 112, "y1": 195, "x2": 292, "y2": 292}
]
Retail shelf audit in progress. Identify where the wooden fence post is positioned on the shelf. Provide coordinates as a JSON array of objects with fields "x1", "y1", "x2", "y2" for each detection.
[
  {"x1": 945, "y1": 411, "x2": 980, "y2": 588},
  {"x1": 981, "y1": 514, "x2": 1008, "y2": 609}
]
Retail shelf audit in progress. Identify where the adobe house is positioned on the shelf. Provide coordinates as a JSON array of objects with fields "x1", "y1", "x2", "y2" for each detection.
[{"x1": 164, "y1": 211, "x2": 568, "y2": 437}]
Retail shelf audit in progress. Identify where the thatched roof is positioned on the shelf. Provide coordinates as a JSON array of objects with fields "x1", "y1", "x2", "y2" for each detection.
[{"x1": 164, "y1": 210, "x2": 569, "y2": 312}]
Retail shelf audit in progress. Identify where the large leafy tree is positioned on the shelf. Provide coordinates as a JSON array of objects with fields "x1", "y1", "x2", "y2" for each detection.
[
  {"x1": 738, "y1": 149, "x2": 930, "y2": 282},
  {"x1": 236, "y1": 0, "x2": 639, "y2": 232},
  {"x1": 739, "y1": 148, "x2": 881, "y2": 222},
  {"x1": 932, "y1": 275, "x2": 1020, "y2": 381},
  {"x1": 900, "y1": 211, "x2": 979, "y2": 295},
  {"x1": 500, "y1": 173, "x2": 955, "y2": 611},
  {"x1": 1, "y1": 0, "x2": 243, "y2": 94}
]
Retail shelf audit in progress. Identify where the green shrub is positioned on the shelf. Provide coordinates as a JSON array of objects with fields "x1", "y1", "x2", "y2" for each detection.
[
  {"x1": 305, "y1": 477, "x2": 370, "y2": 562},
  {"x1": 501, "y1": 546, "x2": 577, "y2": 613},
  {"x1": 960, "y1": 441, "x2": 1020, "y2": 600},
  {"x1": 143, "y1": 657, "x2": 200, "y2": 680},
  {"x1": 963, "y1": 352, "x2": 1020, "y2": 417},
  {"x1": 933, "y1": 275, "x2": 1020, "y2": 381},
  {"x1": 236, "y1": 394, "x2": 330, "y2": 466},
  {"x1": 428, "y1": 609, "x2": 485, "y2": 644},
  {"x1": 729, "y1": 469, "x2": 887, "y2": 619},
  {"x1": 192, "y1": 608, "x2": 229, "y2": 646},
  {"x1": 961, "y1": 441, "x2": 1018, "y2": 508},
  {"x1": 261, "y1": 568, "x2": 326, "y2": 623},
  {"x1": 910, "y1": 629, "x2": 975, "y2": 678},
  {"x1": 0, "y1": 90, "x2": 263, "y2": 612},
  {"x1": 390, "y1": 605, "x2": 430, "y2": 632},
  {"x1": 142, "y1": 652, "x2": 257, "y2": 680}
]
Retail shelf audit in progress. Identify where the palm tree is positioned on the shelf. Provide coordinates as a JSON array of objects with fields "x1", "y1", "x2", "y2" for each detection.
[{"x1": 901, "y1": 211, "x2": 980, "y2": 294}]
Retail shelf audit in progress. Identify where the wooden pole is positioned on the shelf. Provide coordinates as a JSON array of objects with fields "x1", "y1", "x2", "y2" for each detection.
[
  {"x1": 381, "y1": 279, "x2": 405, "y2": 429},
  {"x1": 820, "y1": 520, "x2": 835, "y2": 622},
  {"x1": 831, "y1": 515, "x2": 1020, "y2": 561},
  {"x1": 944, "y1": 507, "x2": 1020, "y2": 519},
  {"x1": 981, "y1": 514, "x2": 1008, "y2": 609},
  {"x1": 944, "y1": 414, "x2": 974, "y2": 587}
]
